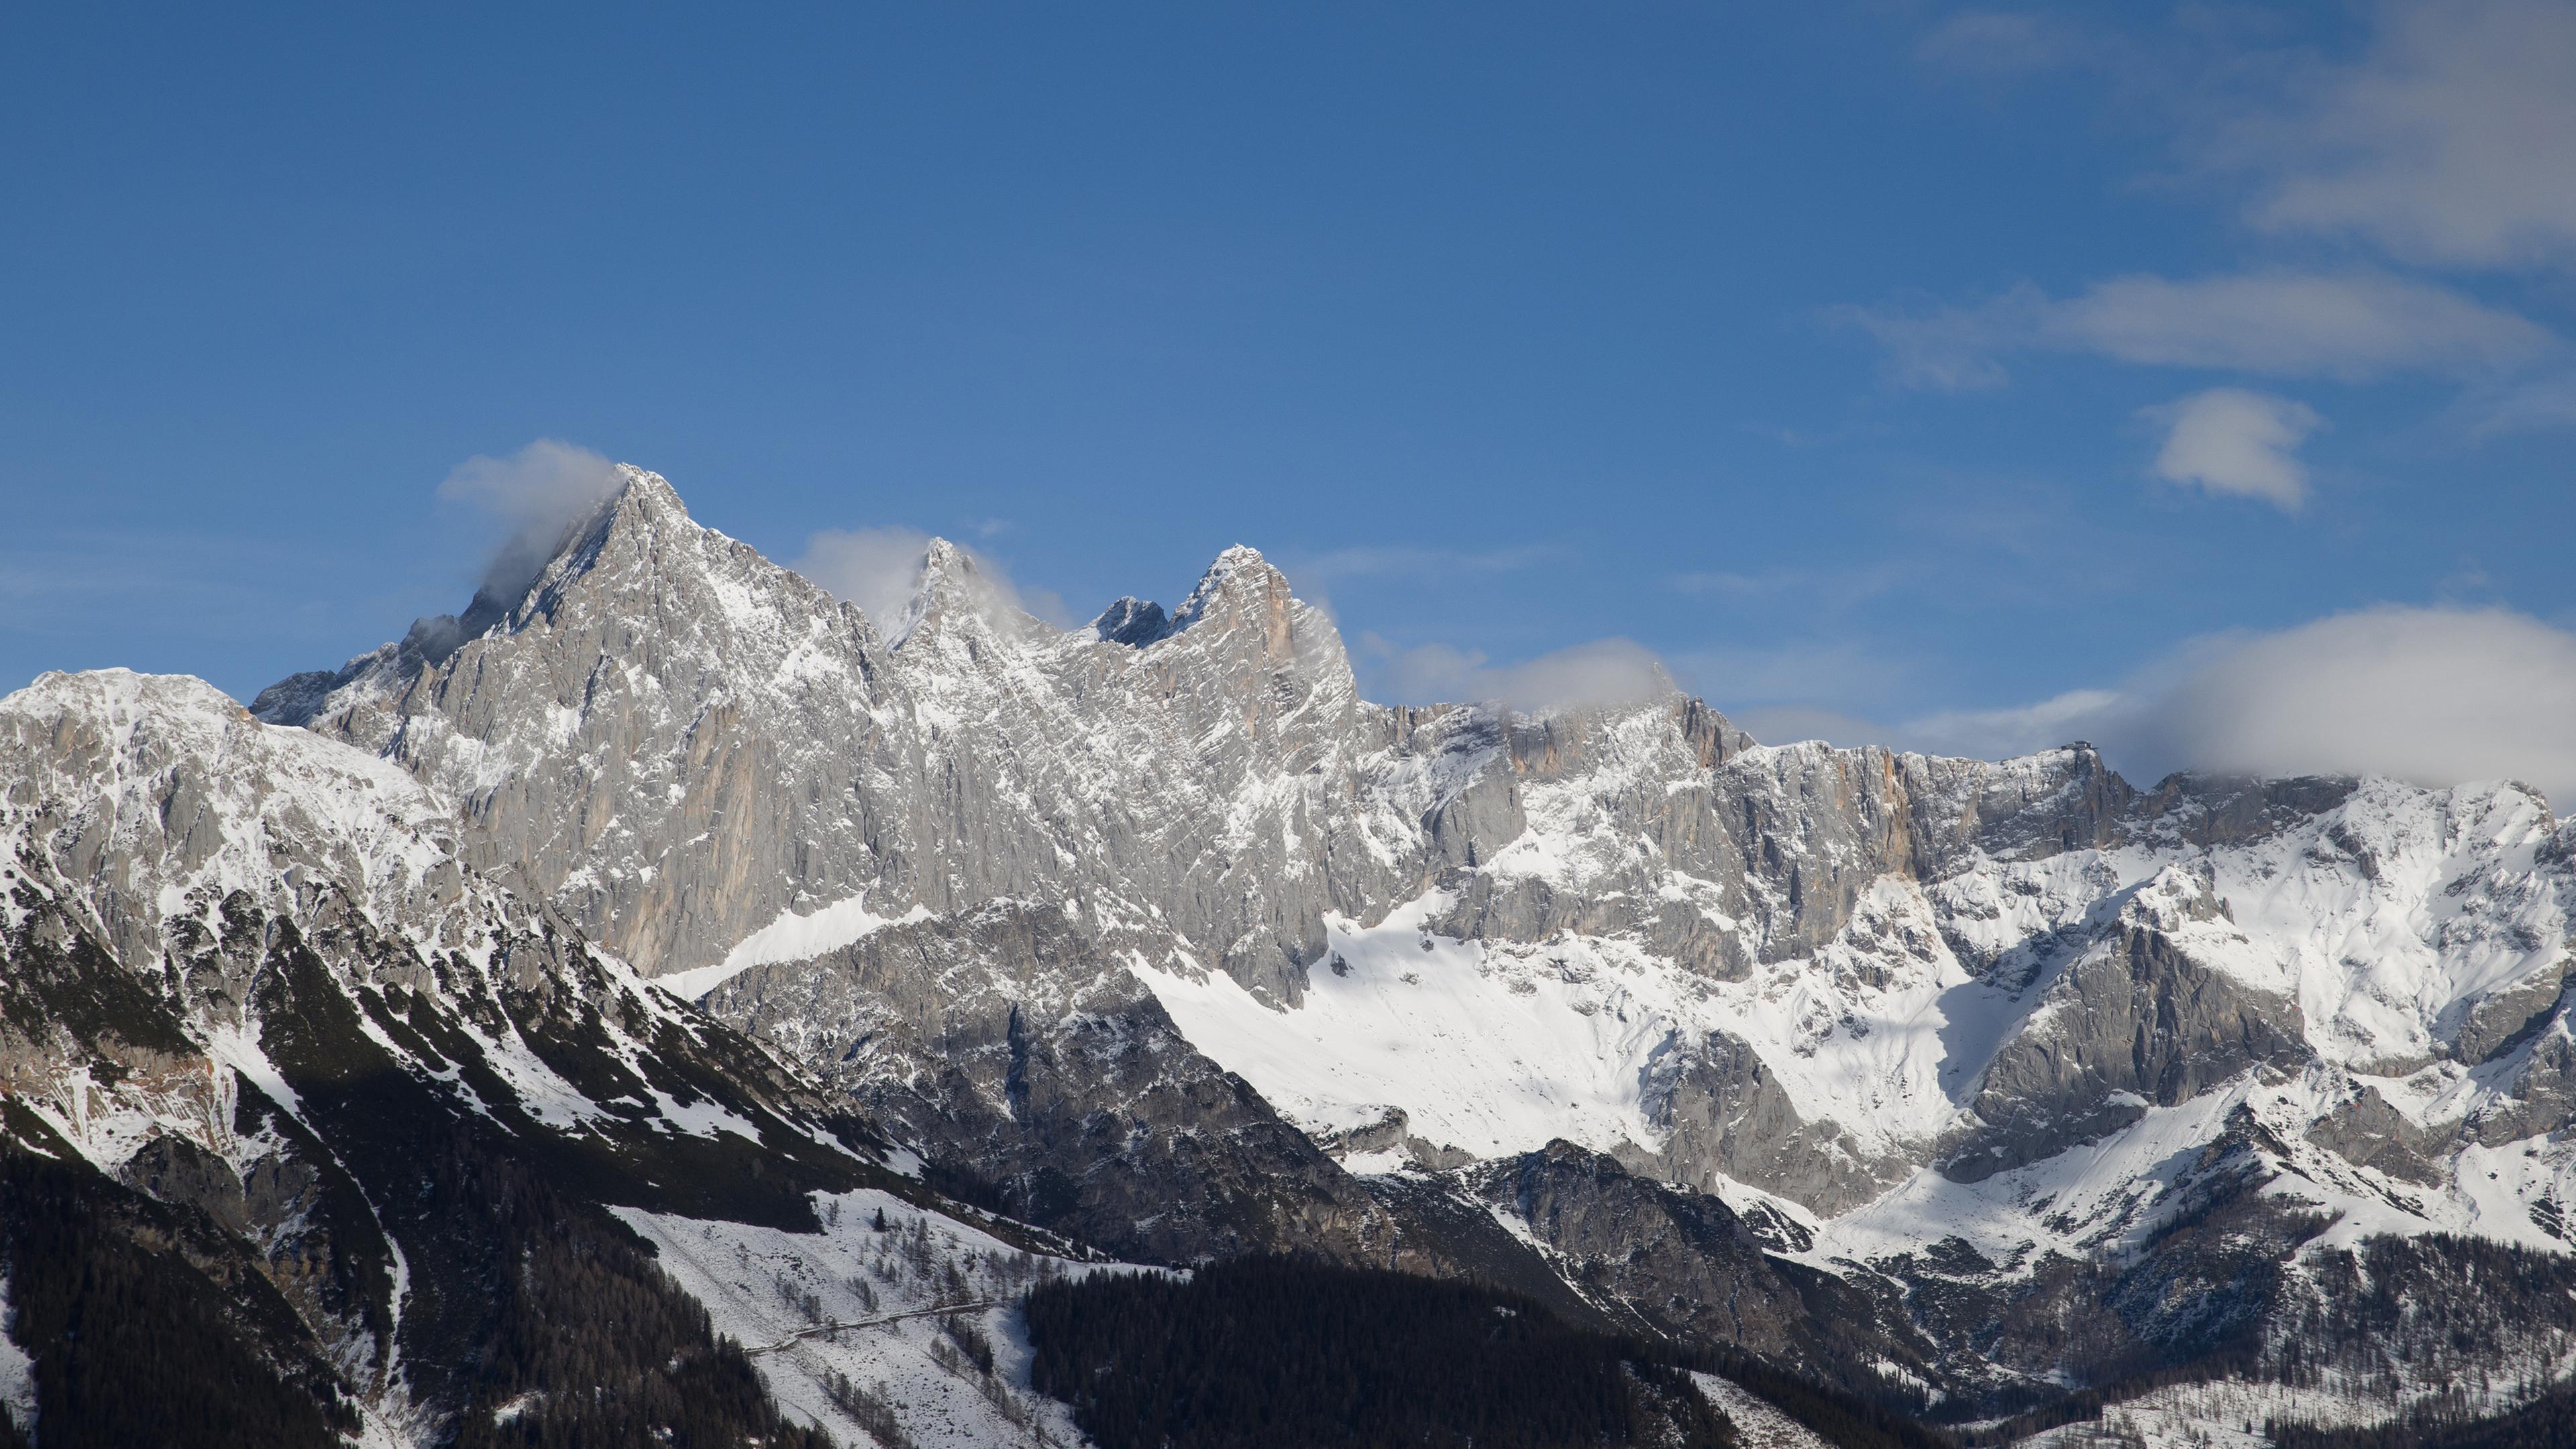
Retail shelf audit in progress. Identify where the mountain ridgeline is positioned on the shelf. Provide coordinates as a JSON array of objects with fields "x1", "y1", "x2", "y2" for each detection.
[{"x1": 5, "y1": 464, "x2": 2574, "y2": 1446}]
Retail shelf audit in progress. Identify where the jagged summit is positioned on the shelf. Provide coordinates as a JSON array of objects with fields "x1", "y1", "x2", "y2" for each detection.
[
  {"x1": 1091, "y1": 595, "x2": 1170, "y2": 645},
  {"x1": 1160, "y1": 542, "x2": 1311, "y2": 671},
  {"x1": 1080, "y1": 547, "x2": 1308, "y2": 652},
  {"x1": 26, "y1": 462, "x2": 2576, "y2": 1443},
  {"x1": 1169, "y1": 543, "x2": 1283, "y2": 625},
  {"x1": 887, "y1": 535, "x2": 981, "y2": 646},
  {"x1": 252, "y1": 464, "x2": 718, "y2": 726},
  {"x1": 888, "y1": 534, "x2": 1067, "y2": 650}
]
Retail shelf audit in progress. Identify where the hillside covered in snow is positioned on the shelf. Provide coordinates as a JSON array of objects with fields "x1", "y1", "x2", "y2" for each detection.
[{"x1": 7, "y1": 464, "x2": 2575, "y2": 1447}]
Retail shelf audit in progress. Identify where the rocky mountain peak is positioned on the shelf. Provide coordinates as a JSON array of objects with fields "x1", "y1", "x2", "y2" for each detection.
[
  {"x1": 604, "y1": 460, "x2": 686, "y2": 517},
  {"x1": 890, "y1": 535, "x2": 1044, "y2": 649},
  {"x1": 34, "y1": 463, "x2": 2576, "y2": 1443},
  {"x1": 1167, "y1": 543, "x2": 1303, "y2": 663},
  {"x1": 4, "y1": 667, "x2": 474, "y2": 972},
  {"x1": 479, "y1": 463, "x2": 693, "y2": 623}
]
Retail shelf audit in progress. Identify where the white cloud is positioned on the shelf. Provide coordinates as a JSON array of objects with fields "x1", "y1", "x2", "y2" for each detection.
[
  {"x1": 2061, "y1": 272, "x2": 2546, "y2": 376},
  {"x1": 2112, "y1": 607, "x2": 2576, "y2": 803},
  {"x1": 795, "y1": 526, "x2": 937, "y2": 633},
  {"x1": 437, "y1": 439, "x2": 625, "y2": 601},
  {"x1": 794, "y1": 527, "x2": 1070, "y2": 636},
  {"x1": 1895, "y1": 689, "x2": 2134, "y2": 762},
  {"x1": 1917, "y1": 4, "x2": 2576, "y2": 274},
  {"x1": 2143, "y1": 388, "x2": 2324, "y2": 510},
  {"x1": 2235, "y1": 0, "x2": 2576, "y2": 270},
  {"x1": 1728, "y1": 688, "x2": 2127, "y2": 762},
  {"x1": 1364, "y1": 635, "x2": 1673, "y2": 714},
  {"x1": 437, "y1": 439, "x2": 623, "y2": 537},
  {"x1": 1838, "y1": 271, "x2": 2549, "y2": 390},
  {"x1": 1843, "y1": 607, "x2": 2576, "y2": 807}
]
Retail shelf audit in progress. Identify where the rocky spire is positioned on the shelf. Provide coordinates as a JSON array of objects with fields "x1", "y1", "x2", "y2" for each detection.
[{"x1": 889, "y1": 536, "x2": 1047, "y2": 649}]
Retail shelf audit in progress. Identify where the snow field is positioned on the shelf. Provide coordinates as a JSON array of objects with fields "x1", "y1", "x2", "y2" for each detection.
[
  {"x1": 2017, "y1": 1379, "x2": 2402, "y2": 1448},
  {"x1": 616, "y1": 1189, "x2": 1144, "y2": 1448},
  {"x1": 1687, "y1": 1373, "x2": 1833, "y2": 1449}
]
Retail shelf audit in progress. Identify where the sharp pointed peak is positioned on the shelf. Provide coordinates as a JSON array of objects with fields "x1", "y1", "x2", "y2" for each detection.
[
  {"x1": 905, "y1": 537, "x2": 983, "y2": 609},
  {"x1": 1190, "y1": 544, "x2": 1286, "y2": 594},
  {"x1": 1169, "y1": 543, "x2": 1297, "y2": 634},
  {"x1": 608, "y1": 462, "x2": 684, "y2": 508},
  {"x1": 891, "y1": 535, "x2": 1049, "y2": 649}
]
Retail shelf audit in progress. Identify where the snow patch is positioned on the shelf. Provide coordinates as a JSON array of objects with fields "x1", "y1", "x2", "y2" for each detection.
[
  {"x1": 660, "y1": 894, "x2": 932, "y2": 1000},
  {"x1": 1139, "y1": 894, "x2": 1669, "y2": 1159},
  {"x1": 614, "y1": 1190, "x2": 1133, "y2": 1448},
  {"x1": 1690, "y1": 1373, "x2": 1831, "y2": 1449}
]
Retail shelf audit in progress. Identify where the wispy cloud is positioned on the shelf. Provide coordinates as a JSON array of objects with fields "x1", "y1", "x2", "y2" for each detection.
[
  {"x1": 1913, "y1": 9, "x2": 2102, "y2": 78},
  {"x1": 1916, "y1": 3, "x2": 2576, "y2": 274},
  {"x1": 794, "y1": 527, "x2": 1071, "y2": 633},
  {"x1": 794, "y1": 526, "x2": 938, "y2": 631},
  {"x1": 1835, "y1": 270, "x2": 2549, "y2": 392},
  {"x1": 2143, "y1": 388, "x2": 2324, "y2": 511},
  {"x1": 1359, "y1": 634, "x2": 1672, "y2": 714},
  {"x1": 2465, "y1": 369, "x2": 2576, "y2": 437},
  {"x1": 437, "y1": 439, "x2": 625, "y2": 601},
  {"x1": 2230, "y1": 0, "x2": 2576, "y2": 271}
]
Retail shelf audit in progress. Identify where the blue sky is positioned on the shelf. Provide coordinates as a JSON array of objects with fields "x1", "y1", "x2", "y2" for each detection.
[{"x1": 5, "y1": 3, "x2": 2573, "y2": 795}]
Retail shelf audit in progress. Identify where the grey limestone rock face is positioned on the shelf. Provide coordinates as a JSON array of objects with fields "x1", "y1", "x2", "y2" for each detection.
[
  {"x1": 1631, "y1": 1027, "x2": 1906, "y2": 1216},
  {"x1": 211, "y1": 466, "x2": 2576, "y2": 1415},
  {"x1": 263, "y1": 475, "x2": 1501, "y2": 1005},
  {"x1": 256, "y1": 474, "x2": 922, "y2": 979},
  {"x1": 1470, "y1": 1140, "x2": 1933, "y2": 1391},
  {"x1": 2304, "y1": 1082, "x2": 2446, "y2": 1185},
  {"x1": 260, "y1": 470, "x2": 2155, "y2": 1012},
  {"x1": 1945, "y1": 869, "x2": 2310, "y2": 1181},
  {"x1": 2473, "y1": 1020, "x2": 2576, "y2": 1146}
]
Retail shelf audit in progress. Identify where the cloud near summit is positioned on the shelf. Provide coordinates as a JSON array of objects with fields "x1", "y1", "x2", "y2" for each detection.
[
  {"x1": 1882, "y1": 606, "x2": 2576, "y2": 806},
  {"x1": 794, "y1": 527, "x2": 1071, "y2": 636},
  {"x1": 437, "y1": 439, "x2": 624, "y2": 601},
  {"x1": 1364, "y1": 635, "x2": 1673, "y2": 714}
]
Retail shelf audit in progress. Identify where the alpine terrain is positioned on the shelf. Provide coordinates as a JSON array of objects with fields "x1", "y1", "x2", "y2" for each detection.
[{"x1": 8, "y1": 464, "x2": 2575, "y2": 1448}]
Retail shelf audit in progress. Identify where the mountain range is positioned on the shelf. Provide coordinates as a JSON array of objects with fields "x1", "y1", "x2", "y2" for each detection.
[{"x1": 6, "y1": 466, "x2": 2574, "y2": 1448}]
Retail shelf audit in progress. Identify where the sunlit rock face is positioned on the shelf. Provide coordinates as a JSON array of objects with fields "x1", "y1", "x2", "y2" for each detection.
[{"x1": 239, "y1": 466, "x2": 2576, "y2": 1415}]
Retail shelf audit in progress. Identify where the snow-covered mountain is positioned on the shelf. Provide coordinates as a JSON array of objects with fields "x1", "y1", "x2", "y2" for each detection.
[
  {"x1": 0, "y1": 669, "x2": 1110, "y2": 1447},
  {"x1": 12, "y1": 462, "x2": 2576, "y2": 1445}
]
